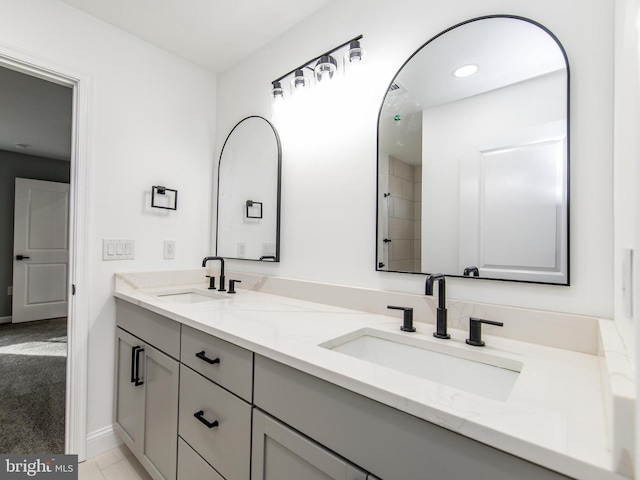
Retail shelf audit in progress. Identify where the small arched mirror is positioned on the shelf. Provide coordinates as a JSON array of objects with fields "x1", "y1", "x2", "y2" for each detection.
[
  {"x1": 377, "y1": 16, "x2": 569, "y2": 284},
  {"x1": 216, "y1": 116, "x2": 281, "y2": 261}
]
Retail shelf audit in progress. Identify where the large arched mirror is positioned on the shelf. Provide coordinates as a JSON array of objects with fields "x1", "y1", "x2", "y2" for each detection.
[
  {"x1": 216, "y1": 116, "x2": 281, "y2": 261},
  {"x1": 377, "y1": 16, "x2": 569, "y2": 284}
]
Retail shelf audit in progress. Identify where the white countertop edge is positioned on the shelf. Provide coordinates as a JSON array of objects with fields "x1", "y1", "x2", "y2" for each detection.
[{"x1": 112, "y1": 289, "x2": 627, "y2": 480}]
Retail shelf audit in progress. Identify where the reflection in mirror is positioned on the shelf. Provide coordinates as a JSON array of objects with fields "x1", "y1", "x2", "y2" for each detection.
[
  {"x1": 216, "y1": 116, "x2": 281, "y2": 261},
  {"x1": 377, "y1": 16, "x2": 569, "y2": 284}
]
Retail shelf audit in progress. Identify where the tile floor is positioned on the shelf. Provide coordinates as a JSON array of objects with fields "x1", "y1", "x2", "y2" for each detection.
[{"x1": 78, "y1": 445, "x2": 151, "y2": 480}]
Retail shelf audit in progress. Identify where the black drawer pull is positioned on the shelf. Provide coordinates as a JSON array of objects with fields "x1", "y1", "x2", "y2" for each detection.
[
  {"x1": 195, "y1": 351, "x2": 220, "y2": 365},
  {"x1": 194, "y1": 410, "x2": 219, "y2": 428}
]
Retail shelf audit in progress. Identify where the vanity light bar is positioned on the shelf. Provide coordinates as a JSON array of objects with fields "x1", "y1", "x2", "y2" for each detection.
[{"x1": 271, "y1": 35, "x2": 364, "y2": 99}]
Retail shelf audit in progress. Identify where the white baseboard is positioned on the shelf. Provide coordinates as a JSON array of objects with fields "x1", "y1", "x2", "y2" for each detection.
[
  {"x1": 85, "y1": 425, "x2": 122, "y2": 460},
  {"x1": 0, "y1": 316, "x2": 11, "y2": 324}
]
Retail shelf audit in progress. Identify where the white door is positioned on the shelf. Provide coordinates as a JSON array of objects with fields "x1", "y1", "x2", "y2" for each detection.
[{"x1": 12, "y1": 178, "x2": 69, "y2": 323}]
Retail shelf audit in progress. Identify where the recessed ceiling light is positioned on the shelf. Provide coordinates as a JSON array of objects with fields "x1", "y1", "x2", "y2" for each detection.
[
  {"x1": 14, "y1": 143, "x2": 31, "y2": 149},
  {"x1": 453, "y1": 64, "x2": 479, "y2": 78}
]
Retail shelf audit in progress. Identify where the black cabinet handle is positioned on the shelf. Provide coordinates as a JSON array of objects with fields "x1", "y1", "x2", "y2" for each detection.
[
  {"x1": 195, "y1": 351, "x2": 220, "y2": 365},
  {"x1": 15, "y1": 255, "x2": 30, "y2": 260},
  {"x1": 130, "y1": 346, "x2": 138, "y2": 383},
  {"x1": 134, "y1": 347, "x2": 144, "y2": 386},
  {"x1": 194, "y1": 410, "x2": 219, "y2": 428}
]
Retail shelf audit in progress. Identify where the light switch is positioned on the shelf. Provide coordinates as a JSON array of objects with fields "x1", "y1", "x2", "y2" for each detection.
[{"x1": 102, "y1": 239, "x2": 135, "y2": 260}]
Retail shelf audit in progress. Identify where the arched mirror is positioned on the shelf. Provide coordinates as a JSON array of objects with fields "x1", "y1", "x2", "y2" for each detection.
[
  {"x1": 377, "y1": 16, "x2": 569, "y2": 284},
  {"x1": 216, "y1": 116, "x2": 281, "y2": 261}
]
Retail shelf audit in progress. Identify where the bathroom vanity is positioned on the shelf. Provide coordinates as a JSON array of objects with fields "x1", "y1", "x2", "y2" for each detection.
[{"x1": 113, "y1": 269, "x2": 632, "y2": 480}]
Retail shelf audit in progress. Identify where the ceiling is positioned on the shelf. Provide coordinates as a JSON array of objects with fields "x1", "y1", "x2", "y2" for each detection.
[
  {"x1": 0, "y1": 0, "x2": 336, "y2": 161},
  {"x1": 379, "y1": 17, "x2": 567, "y2": 165},
  {"x1": 0, "y1": 66, "x2": 72, "y2": 161},
  {"x1": 57, "y1": 0, "x2": 337, "y2": 73}
]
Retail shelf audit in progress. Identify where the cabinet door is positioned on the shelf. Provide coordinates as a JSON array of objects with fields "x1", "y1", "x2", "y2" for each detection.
[
  {"x1": 139, "y1": 344, "x2": 180, "y2": 480},
  {"x1": 114, "y1": 328, "x2": 144, "y2": 453},
  {"x1": 252, "y1": 409, "x2": 367, "y2": 480},
  {"x1": 177, "y1": 438, "x2": 225, "y2": 480}
]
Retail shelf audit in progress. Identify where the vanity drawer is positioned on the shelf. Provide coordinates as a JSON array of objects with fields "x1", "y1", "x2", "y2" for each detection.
[
  {"x1": 177, "y1": 437, "x2": 224, "y2": 480},
  {"x1": 179, "y1": 365, "x2": 251, "y2": 480},
  {"x1": 181, "y1": 324, "x2": 253, "y2": 401},
  {"x1": 116, "y1": 299, "x2": 181, "y2": 359}
]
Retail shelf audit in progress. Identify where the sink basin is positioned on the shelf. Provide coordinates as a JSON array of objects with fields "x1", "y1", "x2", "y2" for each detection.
[
  {"x1": 155, "y1": 290, "x2": 228, "y2": 304},
  {"x1": 321, "y1": 329, "x2": 522, "y2": 401}
]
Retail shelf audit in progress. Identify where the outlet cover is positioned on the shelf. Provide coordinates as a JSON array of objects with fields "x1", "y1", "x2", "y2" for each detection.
[
  {"x1": 164, "y1": 240, "x2": 176, "y2": 259},
  {"x1": 7, "y1": 286, "x2": 12, "y2": 296},
  {"x1": 237, "y1": 242, "x2": 246, "y2": 258}
]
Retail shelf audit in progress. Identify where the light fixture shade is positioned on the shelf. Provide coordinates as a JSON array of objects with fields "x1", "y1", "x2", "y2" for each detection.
[
  {"x1": 346, "y1": 40, "x2": 365, "y2": 63},
  {"x1": 271, "y1": 81, "x2": 285, "y2": 99},
  {"x1": 314, "y1": 55, "x2": 337, "y2": 82},
  {"x1": 290, "y1": 69, "x2": 310, "y2": 91}
]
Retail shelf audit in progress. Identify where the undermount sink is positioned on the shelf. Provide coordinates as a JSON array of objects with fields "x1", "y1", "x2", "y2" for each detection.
[
  {"x1": 155, "y1": 290, "x2": 228, "y2": 304},
  {"x1": 321, "y1": 329, "x2": 522, "y2": 401}
]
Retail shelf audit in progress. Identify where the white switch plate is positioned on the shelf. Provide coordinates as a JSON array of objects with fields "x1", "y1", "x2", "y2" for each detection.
[
  {"x1": 103, "y1": 239, "x2": 135, "y2": 260},
  {"x1": 164, "y1": 240, "x2": 176, "y2": 259}
]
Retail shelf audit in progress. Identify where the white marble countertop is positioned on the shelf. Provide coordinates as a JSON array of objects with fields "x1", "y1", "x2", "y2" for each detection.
[{"x1": 114, "y1": 275, "x2": 627, "y2": 480}]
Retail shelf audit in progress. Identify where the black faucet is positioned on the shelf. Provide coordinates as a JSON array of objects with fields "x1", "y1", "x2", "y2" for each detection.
[
  {"x1": 202, "y1": 256, "x2": 226, "y2": 292},
  {"x1": 425, "y1": 273, "x2": 450, "y2": 339}
]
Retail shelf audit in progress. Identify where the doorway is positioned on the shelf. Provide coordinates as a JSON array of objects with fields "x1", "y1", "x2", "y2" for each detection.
[
  {"x1": 0, "y1": 45, "x2": 90, "y2": 460},
  {"x1": 0, "y1": 66, "x2": 71, "y2": 454}
]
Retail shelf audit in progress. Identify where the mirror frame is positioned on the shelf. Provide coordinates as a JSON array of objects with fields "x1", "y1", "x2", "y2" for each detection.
[
  {"x1": 216, "y1": 115, "x2": 282, "y2": 262},
  {"x1": 375, "y1": 15, "x2": 570, "y2": 285}
]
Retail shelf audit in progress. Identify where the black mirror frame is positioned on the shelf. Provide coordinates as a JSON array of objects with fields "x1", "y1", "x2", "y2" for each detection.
[
  {"x1": 375, "y1": 14, "x2": 571, "y2": 285},
  {"x1": 216, "y1": 115, "x2": 282, "y2": 262}
]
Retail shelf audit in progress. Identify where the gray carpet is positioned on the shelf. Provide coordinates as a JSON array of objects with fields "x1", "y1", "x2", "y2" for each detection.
[{"x1": 0, "y1": 317, "x2": 67, "y2": 454}]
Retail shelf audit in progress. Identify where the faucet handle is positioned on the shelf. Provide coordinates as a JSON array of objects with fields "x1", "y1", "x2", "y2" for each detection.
[
  {"x1": 228, "y1": 279, "x2": 241, "y2": 294},
  {"x1": 466, "y1": 317, "x2": 504, "y2": 347},
  {"x1": 206, "y1": 275, "x2": 216, "y2": 290},
  {"x1": 387, "y1": 305, "x2": 416, "y2": 332}
]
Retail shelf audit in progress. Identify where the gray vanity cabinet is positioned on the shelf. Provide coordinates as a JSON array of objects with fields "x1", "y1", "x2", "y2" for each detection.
[
  {"x1": 114, "y1": 300, "x2": 181, "y2": 480},
  {"x1": 114, "y1": 327, "x2": 180, "y2": 480},
  {"x1": 254, "y1": 355, "x2": 571, "y2": 480},
  {"x1": 114, "y1": 299, "x2": 571, "y2": 480},
  {"x1": 252, "y1": 409, "x2": 369, "y2": 480}
]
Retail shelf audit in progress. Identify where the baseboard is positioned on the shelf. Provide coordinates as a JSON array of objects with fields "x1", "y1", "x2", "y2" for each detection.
[
  {"x1": 0, "y1": 316, "x2": 11, "y2": 324},
  {"x1": 85, "y1": 425, "x2": 122, "y2": 460}
]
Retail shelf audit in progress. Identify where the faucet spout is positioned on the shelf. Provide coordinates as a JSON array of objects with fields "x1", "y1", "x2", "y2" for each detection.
[
  {"x1": 201, "y1": 256, "x2": 226, "y2": 291},
  {"x1": 425, "y1": 273, "x2": 450, "y2": 339}
]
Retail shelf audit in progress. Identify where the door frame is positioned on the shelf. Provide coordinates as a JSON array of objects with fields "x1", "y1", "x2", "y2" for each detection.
[{"x1": 0, "y1": 45, "x2": 91, "y2": 460}]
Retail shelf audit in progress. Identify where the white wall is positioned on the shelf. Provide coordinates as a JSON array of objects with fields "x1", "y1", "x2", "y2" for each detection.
[
  {"x1": 612, "y1": 0, "x2": 640, "y2": 477},
  {"x1": 614, "y1": 0, "x2": 639, "y2": 366},
  {"x1": 215, "y1": 0, "x2": 614, "y2": 318},
  {"x1": 0, "y1": 0, "x2": 216, "y2": 442}
]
